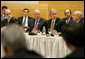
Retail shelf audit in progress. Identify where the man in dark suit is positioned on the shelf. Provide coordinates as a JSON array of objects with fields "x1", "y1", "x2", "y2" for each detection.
[
  {"x1": 1, "y1": 24, "x2": 43, "y2": 58},
  {"x1": 1, "y1": 9, "x2": 17, "y2": 28},
  {"x1": 72, "y1": 11, "x2": 84, "y2": 24},
  {"x1": 17, "y1": 8, "x2": 33, "y2": 32},
  {"x1": 61, "y1": 9, "x2": 73, "y2": 24},
  {"x1": 48, "y1": 9, "x2": 62, "y2": 36},
  {"x1": 1, "y1": 6, "x2": 8, "y2": 21},
  {"x1": 28, "y1": 9, "x2": 48, "y2": 35},
  {"x1": 61, "y1": 23, "x2": 84, "y2": 58}
]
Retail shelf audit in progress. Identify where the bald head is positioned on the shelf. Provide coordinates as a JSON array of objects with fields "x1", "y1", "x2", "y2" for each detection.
[
  {"x1": 5, "y1": 9, "x2": 12, "y2": 19},
  {"x1": 34, "y1": 9, "x2": 40, "y2": 14},
  {"x1": 74, "y1": 11, "x2": 82, "y2": 16},
  {"x1": 5, "y1": 9, "x2": 11, "y2": 13},
  {"x1": 34, "y1": 9, "x2": 40, "y2": 20},
  {"x1": 73, "y1": 11, "x2": 82, "y2": 21}
]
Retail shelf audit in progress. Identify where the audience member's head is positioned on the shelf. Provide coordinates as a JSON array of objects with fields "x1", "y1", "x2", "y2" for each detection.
[
  {"x1": 61, "y1": 23, "x2": 84, "y2": 51},
  {"x1": 64, "y1": 9, "x2": 72, "y2": 18},
  {"x1": 34, "y1": 9, "x2": 40, "y2": 20},
  {"x1": 1, "y1": 24, "x2": 27, "y2": 58},
  {"x1": 2, "y1": 6, "x2": 8, "y2": 15},
  {"x1": 1, "y1": 26, "x2": 7, "y2": 33},
  {"x1": 23, "y1": 8, "x2": 29, "y2": 17},
  {"x1": 5, "y1": 9, "x2": 12, "y2": 20},
  {"x1": 49, "y1": 9, "x2": 57, "y2": 20},
  {"x1": 73, "y1": 11, "x2": 82, "y2": 22}
]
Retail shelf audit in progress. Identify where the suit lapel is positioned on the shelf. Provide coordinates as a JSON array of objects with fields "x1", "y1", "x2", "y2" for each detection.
[
  {"x1": 20, "y1": 16, "x2": 23, "y2": 25},
  {"x1": 32, "y1": 19, "x2": 35, "y2": 28},
  {"x1": 38, "y1": 18, "x2": 41, "y2": 26},
  {"x1": 9, "y1": 17, "x2": 13, "y2": 23},
  {"x1": 49, "y1": 19, "x2": 52, "y2": 28},
  {"x1": 69, "y1": 17, "x2": 73, "y2": 23}
]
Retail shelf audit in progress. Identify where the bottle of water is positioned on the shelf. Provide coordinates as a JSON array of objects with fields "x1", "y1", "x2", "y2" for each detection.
[{"x1": 42, "y1": 26, "x2": 45, "y2": 35}]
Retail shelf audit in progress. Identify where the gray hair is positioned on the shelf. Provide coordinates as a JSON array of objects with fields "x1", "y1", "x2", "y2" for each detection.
[
  {"x1": 1, "y1": 24, "x2": 27, "y2": 52},
  {"x1": 74, "y1": 11, "x2": 82, "y2": 16},
  {"x1": 49, "y1": 9, "x2": 57, "y2": 15}
]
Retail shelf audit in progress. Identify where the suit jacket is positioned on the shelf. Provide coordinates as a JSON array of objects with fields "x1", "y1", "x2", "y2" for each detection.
[
  {"x1": 61, "y1": 17, "x2": 73, "y2": 25},
  {"x1": 78, "y1": 18, "x2": 84, "y2": 24},
  {"x1": 17, "y1": 16, "x2": 33, "y2": 26},
  {"x1": 65, "y1": 47, "x2": 84, "y2": 58},
  {"x1": 69, "y1": 17, "x2": 84, "y2": 24},
  {"x1": 60, "y1": 17, "x2": 73, "y2": 30},
  {"x1": 28, "y1": 18, "x2": 48, "y2": 34},
  {"x1": 48, "y1": 17, "x2": 62, "y2": 32},
  {"x1": 4, "y1": 48, "x2": 43, "y2": 58},
  {"x1": 1, "y1": 17, "x2": 17, "y2": 28}
]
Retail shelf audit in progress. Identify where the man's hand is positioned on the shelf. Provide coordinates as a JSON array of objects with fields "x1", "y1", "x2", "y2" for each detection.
[
  {"x1": 36, "y1": 30, "x2": 40, "y2": 33},
  {"x1": 52, "y1": 29, "x2": 58, "y2": 35}
]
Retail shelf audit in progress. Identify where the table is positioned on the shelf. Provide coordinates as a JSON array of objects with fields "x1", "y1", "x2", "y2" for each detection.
[
  {"x1": 25, "y1": 33, "x2": 72, "y2": 58},
  {"x1": 1, "y1": 33, "x2": 72, "y2": 58}
]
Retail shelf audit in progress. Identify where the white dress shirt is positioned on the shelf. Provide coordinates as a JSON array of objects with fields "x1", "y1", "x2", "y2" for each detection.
[{"x1": 22, "y1": 16, "x2": 28, "y2": 27}]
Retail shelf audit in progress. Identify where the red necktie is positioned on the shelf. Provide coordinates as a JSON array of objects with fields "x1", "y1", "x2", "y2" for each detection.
[
  {"x1": 66, "y1": 18, "x2": 69, "y2": 24},
  {"x1": 32, "y1": 21, "x2": 38, "y2": 33}
]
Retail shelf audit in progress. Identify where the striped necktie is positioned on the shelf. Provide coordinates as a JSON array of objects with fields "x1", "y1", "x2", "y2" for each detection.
[
  {"x1": 66, "y1": 18, "x2": 69, "y2": 24},
  {"x1": 50, "y1": 20, "x2": 55, "y2": 34},
  {"x1": 32, "y1": 20, "x2": 38, "y2": 33}
]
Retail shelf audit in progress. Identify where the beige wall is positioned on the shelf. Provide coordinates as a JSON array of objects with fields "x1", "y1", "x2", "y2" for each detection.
[
  {"x1": 39, "y1": 1, "x2": 84, "y2": 19},
  {"x1": 1, "y1": 1, "x2": 84, "y2": 20}
]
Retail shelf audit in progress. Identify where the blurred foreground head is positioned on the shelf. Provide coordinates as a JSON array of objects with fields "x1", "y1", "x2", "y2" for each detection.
[
  {"x1": 61, "y1": 23, "x2": 84, "y2": 48},
  {"x1": 1, "y1": 24, "x2": 27, "y2": 57}
]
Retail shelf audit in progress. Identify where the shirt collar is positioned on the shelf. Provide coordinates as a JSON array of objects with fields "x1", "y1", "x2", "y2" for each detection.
[
  {"x1": 35, "y1": 18, "x2": 40, "y2": 22},
  {"x1": 77, "y1": 19, "x2": 81, "y2": 23}
]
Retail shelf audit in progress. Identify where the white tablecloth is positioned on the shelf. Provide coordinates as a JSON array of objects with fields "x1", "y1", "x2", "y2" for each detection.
[
  {"x1": 25, "y1": 33, "x2": 71, "y2": 58},
  {"x1": 1, "y1": 33, "x2": 71, "y2": 58}
]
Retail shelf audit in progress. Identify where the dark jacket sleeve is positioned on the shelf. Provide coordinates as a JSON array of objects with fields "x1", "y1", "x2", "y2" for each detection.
[
  {"x1": 39, "y1": 18, "x2": 49, "y2": 34},
  {"x1": 1, "y1": 19, "x2": 8, "y2": 28},
  {"x1": 44, "y1": 20, "x2": 49, "y2": 34},
  {"x1": 54, "y1": 18, "x2": 62, "y2": 32}
]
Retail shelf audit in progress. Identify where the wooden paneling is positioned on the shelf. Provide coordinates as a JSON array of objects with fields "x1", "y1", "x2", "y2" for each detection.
[
  {"x1": 1, "y1": 2, "x2": 48, "y2": 19},
  {"x1": 39, "y1": 1, "x2": 84, "y2": 19},
  {"x1": 1, "y1": 1, "x2": 84, "y2": 20}
]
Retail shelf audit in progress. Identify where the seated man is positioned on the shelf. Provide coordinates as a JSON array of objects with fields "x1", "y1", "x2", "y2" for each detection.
[
  {"x1": 1, "y1": 6, "x2": 8, "y2": 21},
  {"x1": 73, "y1": 11, "x2": 84, "y2": 24},
  {"x1": 61, "y1": 9, "x2": 73, "y2": 24},
  {"x1": 61, "y1": 23, "x2": 84, "y2": 58},
  {"x1": 1, "y1": 24, "x2": 43, "y2": 58},
  {"x1": 17, "y1": 8, "x2": 33, "y2": 32},
  {"x1": 1, "y1": 9, "x2": 17, "y2": 28},
  {"x1": 28, "y1": 9, "x2": 48, "y2": 35},
  {"x1": 48, "y1": 9, "x2": 62, "y2": 36}
]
